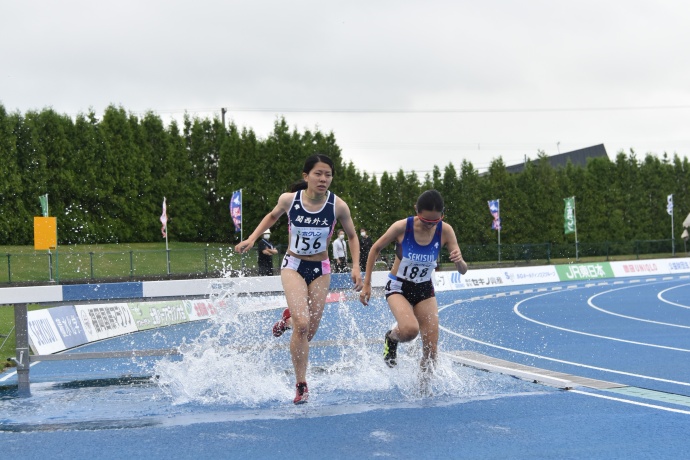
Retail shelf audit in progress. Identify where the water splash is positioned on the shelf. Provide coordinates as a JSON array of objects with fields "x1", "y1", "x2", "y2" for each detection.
[
  {"x1": 153, "y1": 286, "x2": 520, "y2": 408},
  {"x1": 0, "y1": 284, "x2": 549, "y2": 431}
]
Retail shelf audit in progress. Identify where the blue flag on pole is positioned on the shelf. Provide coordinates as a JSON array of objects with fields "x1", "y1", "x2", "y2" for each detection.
[
  {"x1": 230, "y1": 190, "x2": 242, "y2": 232},
  {"x1": 488, "y1": 199, "x2": 501, "y2": 230}
]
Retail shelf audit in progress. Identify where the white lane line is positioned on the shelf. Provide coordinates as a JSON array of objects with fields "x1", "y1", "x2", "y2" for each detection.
[
  {"x1": 512, "y1": 291, "x2": 690, "y2": 352},
  {"x1": 569, "y1": 389, "x2": 690, "y2": 415},
  {"x1": 439, "y1": 280, "x2": 690, "y2": 387},
  {"x1": 0, "y1": 362, "x2": 41, "y2": 382},
  {"x1": 657, "y1": 283, "x2": 690, "y2": 309},
  {"x1": 587, "y1": 285, "x2": 690, "y2": 329},
  {"x1": 439, "y1": 276, "x2": 690, "y2": 387},
  {"x1": 438, "y1": 324, "x2": 690, "y2": 387}
]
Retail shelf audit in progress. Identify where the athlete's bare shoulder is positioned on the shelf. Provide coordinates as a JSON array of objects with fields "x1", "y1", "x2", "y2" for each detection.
[
  {"x1": 441, "y1": 221, "x2": 459, "y2": 245},
  {"x1": 333, "y1": 193, "x2": 352, "y2": 218},
  {"x1": 384, "y1": 219, "x2": 408, "y2": 241},
  {"x1": 276, "y1": 192, "x2": 297, "y2": 210}
]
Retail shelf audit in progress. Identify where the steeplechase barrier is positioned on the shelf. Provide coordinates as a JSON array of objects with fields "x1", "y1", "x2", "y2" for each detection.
[{"x1": 2, "y1": 258, "x2": 690, "y2": 396}]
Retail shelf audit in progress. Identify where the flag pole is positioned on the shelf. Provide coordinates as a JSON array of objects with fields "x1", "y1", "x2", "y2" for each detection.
[
  {"x1": 497, "y1": 199, "x2": 501, "y2": 264},
  {"x1": 240, "y1": 188, "x2": 245, "y2": 274},
  {"x1": 161, "y1": 197, "x2": 170, "y2": 275},
  {"x1": 573, "y1": 196, "x2": 579, "y2": 261},
  {"x1": 47, "y1": 194, "x2": 53, "y2": 282},
  {"x1": 670, "y1": 194, "x2": 675, "y2": 256},
  {"x1": 165, "y1": 224, "x2": 170, "y2": 275},
  {"x1": 42, "y1": 194, "x2": 54, "y2": 282},
  {"x1": 48, "y1": 194, "x2": 54, "y2": 282}
]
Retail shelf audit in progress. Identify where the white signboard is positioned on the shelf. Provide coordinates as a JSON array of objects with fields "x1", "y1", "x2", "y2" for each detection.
[
  {"x1": 610, "y1": 257, "x2": 690, "y2": 277},
  {"x1": 74, "y1": 303, "x2": 138, "y2": 342},
  {"x1": 27, "y1": 309, "x2": 66, "y2": 355},
  {"x1": 434, "y1": 266, "x2": 559, "y2": 291}
]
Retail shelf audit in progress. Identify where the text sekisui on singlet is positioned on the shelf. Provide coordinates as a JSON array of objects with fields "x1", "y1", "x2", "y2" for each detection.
[{"x1": 394, "y1": 216, "x2": 442, "y2": 283}]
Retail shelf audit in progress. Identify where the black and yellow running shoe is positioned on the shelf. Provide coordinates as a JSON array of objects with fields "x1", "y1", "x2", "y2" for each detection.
[{"x1": 383, "y1": 330, "x2": 398, "y2": 368}]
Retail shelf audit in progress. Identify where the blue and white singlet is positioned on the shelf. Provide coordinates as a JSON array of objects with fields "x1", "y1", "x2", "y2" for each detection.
[
  {"x1": 393, "y1": 216, "x2": 442, "y2": 283},
  {"x1": 287, "y1": 190, "x2": 337, "y2": 256}
]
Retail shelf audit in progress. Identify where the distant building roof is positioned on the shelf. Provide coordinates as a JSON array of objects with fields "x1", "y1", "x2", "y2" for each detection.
[{"x1": 505, "y1": 144, "x2": 609, "y2": 173}]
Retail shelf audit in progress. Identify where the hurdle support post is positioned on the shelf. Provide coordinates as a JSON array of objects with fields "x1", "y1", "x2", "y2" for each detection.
[{"x1": 13, "y1": 303, "x2": 31, "y2": 397}]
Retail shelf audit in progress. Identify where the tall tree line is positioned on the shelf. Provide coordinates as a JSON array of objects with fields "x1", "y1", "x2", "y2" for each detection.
[{"x1": 1, "y1": 104, "x2": 688, "y2": 247}]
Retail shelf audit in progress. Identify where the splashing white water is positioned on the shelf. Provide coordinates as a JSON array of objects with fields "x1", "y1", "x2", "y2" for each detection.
[{"x1": 154, "y1": 284, "x2": 517, "y2": 407}]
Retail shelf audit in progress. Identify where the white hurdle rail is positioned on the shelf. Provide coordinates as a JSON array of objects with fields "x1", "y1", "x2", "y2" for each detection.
[
  {"x1": 5, "y1": 257, "x2": 690, "y2": 397},
  {"x1": 2, "y1": 273, "x2": 368, "y2": 397}
]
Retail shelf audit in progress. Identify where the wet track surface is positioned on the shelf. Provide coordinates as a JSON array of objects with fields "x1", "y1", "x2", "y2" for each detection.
[{"x1": 2, "y1": 275, "x2": 690, "y2": 459}]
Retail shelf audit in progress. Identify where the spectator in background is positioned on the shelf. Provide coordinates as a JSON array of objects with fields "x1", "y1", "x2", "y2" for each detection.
[
  {"x1": 359, "y1": 228, "x2": 373, "y2": 272},
  {"x1": 332, "y1": 229, "x2": 348, "y2": 272},
  {"x1": 257, "y1": 229, "x2": 278, "y2": 276}
]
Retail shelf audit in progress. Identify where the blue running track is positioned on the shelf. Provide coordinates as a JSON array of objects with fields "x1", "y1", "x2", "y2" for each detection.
[{"x1": 2, "y1": 274, "x2": 690, "y2": 459}]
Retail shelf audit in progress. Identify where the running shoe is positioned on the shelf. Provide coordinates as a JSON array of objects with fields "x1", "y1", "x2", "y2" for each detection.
[
  {"x1": 293, "y1": 382, "x2": 309, "y2": 404},
  {"x1": 272, "y1": 308, "x2": 291, "y2": 337},
  {"x1": 383, "y1": 330, "x2": 398, "y2": 368}
]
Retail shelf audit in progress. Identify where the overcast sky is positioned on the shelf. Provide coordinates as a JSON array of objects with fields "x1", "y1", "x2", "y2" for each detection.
[{"x1": 3, "y1": 0, "x2": 690, "y2": 176}]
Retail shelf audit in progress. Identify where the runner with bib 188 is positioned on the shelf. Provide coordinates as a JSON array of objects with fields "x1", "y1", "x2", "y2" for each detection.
[
  {"x1": 235, "y1": 154, "x2": 362, "y2": 404},
  {"x1": 359, "y1": 190, "x2": 467, "y2": 383}
]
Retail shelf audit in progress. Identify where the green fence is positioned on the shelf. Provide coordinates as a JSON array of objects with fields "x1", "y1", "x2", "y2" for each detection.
[
  {"x1": 440, "y1": 239, "x2": 685, "y2": 266},
  {"x1": 0, "y1": 240, "x2": 686, "y2": 285},
  {"x1": 1, "y1": 247, "x2": 238, "y2": 284}
]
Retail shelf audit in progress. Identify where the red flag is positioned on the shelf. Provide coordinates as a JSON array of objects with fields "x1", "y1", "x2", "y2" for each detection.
[{"x1": 160, "y1": 197, "x2": 168, "y2": 238}]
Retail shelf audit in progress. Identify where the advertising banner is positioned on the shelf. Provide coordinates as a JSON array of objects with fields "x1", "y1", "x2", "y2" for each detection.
[
  {"x1": 611, "y1": 260, "x2": 662, "y2": 277},
  {"x1": 48, "y1": 305, "x2": 88, "y2": 349},
  {"x1": 668, "y1": 259, "x2": 690, "y2": 273},
  {"x1": 184, "y1": 299, "x2": 219, "y2": 320},
  {"x1": 129, "y1": 300, "x2": 189, "y2": 330},
  {"x1": 75, "y1": 303, "x2": 138, "y2": 342},
  {"x1": 434, "y1": 266, "x2": 559, "y2": 291},
  {"x1": 501, "y1": 266, "x2": 560, "y2": 285},
  {"x1": 555, "y1": 262, "x2": 614, "y2": 281},
  {"x1": 27, "y1": 309, "x2": 66, "y2": 355},
  {"x1": 610, "y1": 258, "x2": 690, "y2": 277},
  {"x1": 435, "y1": 268, "x2": 506, "y2": 291},
  {"x1": 234, "y1": 294, "x2": 288, "y2": 313},
  {"x1": 564, "y1": 197, "x2": 576, "y2": 235}
]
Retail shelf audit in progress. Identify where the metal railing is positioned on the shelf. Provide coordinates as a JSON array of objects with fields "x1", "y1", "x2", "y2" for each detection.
[
  {"x1": 447, "y1": 239, "x2": 685, "y2": 266},
  {"x1": 1, "y1": 240, "x2": 686, "y2": 285},
  {"x1": 1, "y1": 247, "x2": 239, "y2": 284}
]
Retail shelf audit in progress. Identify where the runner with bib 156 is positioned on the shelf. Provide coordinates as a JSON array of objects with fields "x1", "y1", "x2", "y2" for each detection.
[{"x1": 235, "y1": 154, "x2": 362, "y2": 404}]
